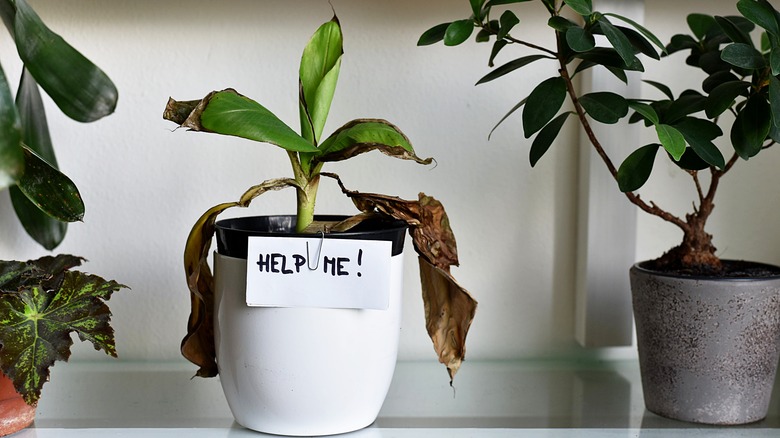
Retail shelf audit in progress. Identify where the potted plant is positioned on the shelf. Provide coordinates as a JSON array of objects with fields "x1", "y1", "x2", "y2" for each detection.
[
  {"x1": 420, "y1": 0, "x2": 780, "y2": 426},
  {"x1": 163, "y1": 14, "x2": 477, "y2": 436},
  {"x1": 0, "y1": 1, "x2": 122, "y2": 435}
]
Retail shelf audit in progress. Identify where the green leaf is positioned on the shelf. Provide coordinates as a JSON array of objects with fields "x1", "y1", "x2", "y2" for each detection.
[
  {"x1": 674, "y1": 147, "x2": 711, "y2": 171},
  {"x1": 603, "y1": 12, "x2": 665, "y2": 54},
  {"x1": 444, "y1": 20, "x2": 474, "y2": 46},
  {"x1": 769, "y1": 75, "x2": 780, "y2": 128},
  {"x1": 316, "y1": 119, "x2": 432, "y2": 165},
  {"x1": 737, "y1": 0, "x2": 780, "y2": 36},
  {"x1": 0, "y1": 62, "x2": 22, "y2": 190},
  {"x1": 615, "y1": 25, "x2": 660, "y2": 60},
  {"x1": 721, "y1": 42, "x2": 766, "y2": 69},
  {"x1": 522, "y1": 76, "x2": 567, "y2": 138},
  {"x1": 573, "y1": 47, "x2": 644, "y2": 72},
  {"x1": 617, "y1": 144, "x2": 659, "y2": 192},
  {"x1": 598, "y1": 17, "x2": 640, "y2": 68},
  {"x1": 179, "y1": 90, "x2": 318, "y2": 153},
  {"x1": 488, "y1": 40, "x2": 508, "y2": 67},
  {"x1": 579, "y1": 92, "x2": 628, "y2": 124},
  {"x1": 643, "y1": 80, "x2": 674, "y2": 100},
  {"x1": 664, "y1": 92, "x2": 707, "y2": 123},
  {"x1": 770, "y1": 33, "x2": 780, "y2": 75},
  {"x1": 497, "y1": 10, "x2": 520, "y2": 40},
  {"x1": 628, "y1": 101, "x2": 660, "y2": 125},
  {"x1": 476, "y1": 54, "x2": 550, "y2": 85},
  {"x1": 715, "y1": 15, "x2": 754, "y2": 45},
  {"x1": 566, "y1": 26, "x2": 596, "y2": 52},
  {"x1": 655, "y1": 124, "x2": 686, "y2": 160},
  {"x1": 530, "y1": 112, "x2": 571, "y2": 167},
  {"x1": 470, "y1": 0, "x2": 485, "y2": 20},
  {"x1": 10, "y1": 187, "x2": 65, "y2": 250},
  {"x1": 13, "y1": 0, "x2": 117, "y2": 123},
  {"x1": 0, "y1": 255, "x2": 126, "y2": 405},
  {"x1": 565, "y1": 0, "x2": 592, "y2": 16},
  {"x1": 489, "y1": 98, "x2": 526, "y2": 139},
  {"x1": 704, "y1": 80, "x2": 750, "y2": 118},
  {"x1": 16, "y1": 146, "x2": 84, "y2": 222},
  {"x1": 548, "y1": 16, "x2": 578, "y2": 32},
  {"x1": 299, "y1": 18, "x2": 343, "y2": 144},
  {"x1": 702, "y1": 71, "x2": 741, "y2": 93},
  {"x1": 687, "y1": 14, "x2": 717, "y2": 40},
  {"x1": 418, "y1": 23, "x2": 451, "y2": 46},
  {"x1": 673, "y1": 117, "x2": 725, "y2": 168},
  {"x1": 485, "y1": 0, "x2": 532, "y2": 7},
  {"x1": 731, "y1": 95, "x2": 770, "y2": 159}
]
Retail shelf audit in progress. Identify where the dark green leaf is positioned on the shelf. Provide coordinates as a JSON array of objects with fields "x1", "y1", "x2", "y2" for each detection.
[
  {"x1": 715, "y1": 15, "x2": 754, "y2": 45},
  {"x1": 522, "y1": 76, "x2": 567, "y2": 138},
  {"x1": 617, "y1": 144, "x2": 659, "y2": 192},
  {"x1": 565, "y1": 0, "x2": 592, "y2": 16},
  {"x1": 475, "y1": 28, "x2": 491, "y2": 43},
  {"x1": 316, "y1": 119, "x2": 432, "y2": 165},
  {"x1": 603, "y1": 12, "x2": 665, "y2": 54},
  {"x1": 299, "y1": 18, "x2": 343, "y2": 144},
  {"x1": 615, "y1": 25, "x2": 660, "y2": 60},
  {"x1": 14, "y1": 0, "x2": 117, "y2": 123},
  {"x1": 488, "y1": 40, "x2": 508, "y2": 67},
  {"x1": 497, "y1": 10, "x2": 519, "y2": 40},
  {"x1": 476, "y1": 54, "x2": 551, "y2": 85},
  {"x1": 770, "y1": 33, "x2": 780, "y2": 75},
  {"x1": 0, "y1": 62, "x2": 22, "y2": 190},
  {"x1": 530, "y1": 112, "x2": 571, "y2": 167},
  {"x1": 737, "y1": 0, "x2": 779, "y2": 36},
  {"x1": 769, "y1": 75, "x2": 780, "y2": 128},
  {"x1": 573, "y1": 47, "x2": 644, "y2": 72},
  {"x1": 485, "y1": 0, "x2": 532, "y2": 7},
  {"x1": 579, "y1": 92, "x2": 628, "y2": 124},
  {"x1": 10, "y1": 187, "x2": 65, "y2": 250},
  {"x1": 470, "y1": 0, "x2": 485, "y2": 20},
  {"x1": 731, "y1": 95, "x2": 770, "y2": 159},
  {"x1": 489, "y1": 98, "x2": 526, "y2": 140},
  {"x1": 548, "y1": 16, "x2": 578, "y2": 32},
  {"x1": 666, "y1": 34, "x2": 699, "y2": 54},
  {"x1": 418, "y1": 23, "x2": 451, "y2": 46},
  {"x1": 702, "y1": 71, "x2": 741, "y2": 93},
  {"x1": 698, "y1": 49, "x2": 735, "y2": 74},
  {"x1": 16, "y1": 147, "x2": 83, "y2": 222},
  {"x1": 664, "y1": 93, "x2": 706, "y2": 123},
  {"x1": 704, "y1": 80, "x2": 750, "y2": 118},
  {"x1": 721, "y1": 42, "x2": 766, "y2": 69},
  {"x1": 674, "y1": 147, "x2": 712, "y2": 171},
  {"x1": 673, "y1": 117, "x2": 725, "y2": 168},
  {"x1": 444, "y1": 20, "x2": 474, "y2": 46},
  {"x1": 628, "y1": 101, "x2": 660, "y2": 125},
  {"x1": 566, "y1": 26, "x2": 595, "y2": 52},
  {"x1": 643, "y1": 80, "x2": 674, "y2": 100},
  {"x1": 604, "y1": 66, "x2": 628, "y2": 84},
  {"x1": 687, "y1": 14, "x2": 717, "y2": 40},
  {"x1": 655, "y1": 124, "x2": 686, "y2": 160},
  {"x1": 598, "y1": 17, "x2": 640, "y2": 68}
]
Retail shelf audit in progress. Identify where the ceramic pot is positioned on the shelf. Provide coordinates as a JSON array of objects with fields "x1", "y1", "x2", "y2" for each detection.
[
  {"x1": 630, "y1": 261, "x2": 780, "y2": 425},
  {"x1": 213, "y1": 215, "x2": 406, "y2": 436},
  {"x1": 0, "y1": 372, "x2": 35, "y2": 436}
]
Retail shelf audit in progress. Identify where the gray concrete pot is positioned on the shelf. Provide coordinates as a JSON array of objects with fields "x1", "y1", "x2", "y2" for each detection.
[{"x1": 630, "y1": 261, "x2": 780, "y2": 425}]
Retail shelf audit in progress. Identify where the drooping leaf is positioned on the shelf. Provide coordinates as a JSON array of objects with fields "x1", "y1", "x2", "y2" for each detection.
[
  {"x1": 418, "y1": 23, "x2": 451, "y2": 46},
  {"x1": 687, "y1": 14, "x2": 717, "y2": 40},
  {"x1": 488, "y1": 97, "x2": 526, "y2": 139},
  {"x1": 704, "y1": 80, "x2": 750, "y2": 118},
  {"x1": 0, "y1": 255, "x2": 126, "y2": 405},
  {"x1": 522, "y1": 76, "x2": 567, "y2": 138},
  {"x1": 485, "y1": 0, "x2": 532, "y2": 7},
  {"x1": 598, "y1": 17, "x2": 640, "y2": 68},
  {"x1": 163, "y1": 90, "x2": 319, "y2": 153},
  {"x1": 715, "y1": 15, "x2": 754, "y2": 46},
  {"x1": 444, "y1": 20, "x2": 474, "y2": 46},
  {"x1": 0, "y1": 62, "x2": 22, "y2": 190},
  {"x1": 488, "y1": 40, "x2": 508, "y2": 67},
  {"x1": 643, "y1": 80, "x2": 674, "y2": 100},
  {"x1": 566, "y1": 26, "x2": 596, "y2": 52},
  {"x1": 617, "y1": 144, "x2": 659, "y2": 192},
  {"x1": 721, "y1": 42, "x2": 766, "y2": 69},
  {"x1": 497, "y1": 10, "x2": 519, "y2": 40},
  {"x1": 731, "y1": 95, "x2": 770, "y2": 159},
  {"x1": 655, "y1": 124, "x2": 686, "y2": 160},
  {"x1": 530, "y1": 112, "x2": 571, "y2": 167},
  {"x1": 615, "y1": 25, "x2": 660, "y2": 60},
  {"x1": 15, "y1": 146, "x2": 84, "y2": 223},
  {"x1": 299, "y1": 17, "x2": 343, "y2": 144},
  {"x1": 476, "y1": 54, "x2": 551, "y2": 85},
  {"x1": 673, "y1": 117, "x2": 725, "y2": 169},
  {"x1": 603, "y1": 12, "x2": 665, "y2": 54},
  {"x1": 579, "y1": 92, "x2": 628, "y2": 124},
  {"x1": 316, "y1": 119, "x2": 433, "y2": 165},
  {"x1": 565, "y1": 0, "x2": 592, "y2": 16},
  {"x1": 12, "y1": 0, "x2": 117, "y2": 122},
  {"x1": 573, "y1": 47, "x2": 645, "y2": 72},
  {"x1": 737, "y1": 0, "x2": 780, "y2": 36}
]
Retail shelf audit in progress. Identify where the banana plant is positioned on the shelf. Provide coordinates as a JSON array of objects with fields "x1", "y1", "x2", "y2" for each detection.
[
  {"x1": 164, "y1": 16, "x2": 477, "y2": 382},
  {"x1": 0, "y1": 0, "x2": 117, "y2": 250}
]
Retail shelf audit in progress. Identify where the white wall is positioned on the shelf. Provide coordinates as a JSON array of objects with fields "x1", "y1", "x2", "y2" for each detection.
[{"x1": 1, "y1": 0, "x2": 777, "y2": 368}]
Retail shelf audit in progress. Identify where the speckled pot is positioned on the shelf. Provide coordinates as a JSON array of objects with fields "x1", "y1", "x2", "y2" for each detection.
[{"x1": 630, "y1": 261, "x2": 780, "y2": 425}]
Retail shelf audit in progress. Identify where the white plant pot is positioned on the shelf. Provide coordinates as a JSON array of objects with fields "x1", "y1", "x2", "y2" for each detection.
[{"x1": 212, "y1": 216, "x2": 405, "y2": 436}]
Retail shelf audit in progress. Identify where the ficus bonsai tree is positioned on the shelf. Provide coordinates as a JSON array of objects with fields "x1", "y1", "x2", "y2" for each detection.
[
  {"x1": 164, "y1": 16, "x2": 477, "y2": 381},
  {"x1": 0, "y1": 254, "x2": 127, "y2": 405},
  {"x1": 0, "y1": 0, "x2": 118, "y2": 250},
  {"x1": 420, "y1": 0, "x2": 780, "y2": 274}
]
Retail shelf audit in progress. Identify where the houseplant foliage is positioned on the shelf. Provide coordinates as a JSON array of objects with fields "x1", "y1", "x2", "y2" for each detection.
[
  {"x1": 0, "y1": 0, "x2": 118, "y2": 250},
  {"x1": 0, "y1": 254, "x2": 127, "y2": 405},
  {"x1": 419, "y1": 0, "x2": 780, "y2": 275},
  {"x1": 164, "y1": 16, "x2": 477, "y2": 381}
]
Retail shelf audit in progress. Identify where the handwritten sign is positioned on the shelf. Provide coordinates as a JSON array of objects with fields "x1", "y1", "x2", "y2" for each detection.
[{"x1": 245, "y1": 236, "x2": 393, "y2": 309}]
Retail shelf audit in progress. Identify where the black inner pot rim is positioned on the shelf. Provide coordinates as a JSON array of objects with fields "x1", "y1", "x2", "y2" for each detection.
[{"x1": 633, "y1": 259, "x2": 780, "y2": 281}]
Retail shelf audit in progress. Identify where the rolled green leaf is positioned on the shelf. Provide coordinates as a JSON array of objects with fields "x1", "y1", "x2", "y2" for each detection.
[
  {"x1": 299, "y1": 18, "x2": 343, "y2": 144},
  {"x1": 317, "y1": 119, "x2": 432, "y2": 165}
]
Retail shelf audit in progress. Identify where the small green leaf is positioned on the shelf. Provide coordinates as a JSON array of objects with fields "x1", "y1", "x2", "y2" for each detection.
[
  {"x1": 444, "y1": 20, "x2": 474, "y2": 46},
  {"x1": 497, "y1": 10, "x2": 520, "y2": 40},
  {"x1": 598, "y1": 17, "x2": 640, "y2": 68},
  {"x1": 522, "y1": 76, "x2": 567, "y2": 138},
  {"x1": 664, "y1": 92, "x2": 707, "y2": 124},
  {"x1": 617, "y1": 144, "x2": 659, "y2": 192},
  {"x1": 16, "y1": 147, "x2": 84, "y2": 223},
  {"x1": 769, "y1": 75, "x2": 780, "y2": 128},
  {"x1": 565, "y1": 0, "x2": 592, "y2": 16},
  {"x1": 721, "y1": 42, "x2": 766, "y2": 69},
  {"x1": 566, "y1": 26, "x2": 596, "y2": 52},
  {"x1": 628, "y1": 101, "x2": 660, "y2": 125},
  {"x1": 579, "y1": 92, "x2": 628, "y2": 124},
  {"x1": 737, "y1": 0, "x2": 779, "y2": 36},
  {"x1": 731, "y1": 95, "x2": 770, "y2": 159},
  {"x1": 673, "y1": 117, "x2": 725, "y2": 169},
  {"x1": 655, "y1": 124, "x2": 686, "y2": 160},
  {"x1": 715, "y1": 15, "x2": 754, "y2": 45},
  {"x1": 299, "y1": 18, "x2": 343, "y2": 144},
  {"x1": 488, "y1": 40, "x2": 508, "y2": 67},
  {"x1": 603, "y1": 12, "x2": 665, "y2": 54},
  {"x1": 687, "y1": 14, "x2": 717, "y2": 40},
  {"x1": 530, "y1": 112, "x2": 571, "y2": 167},
  {"x1": 316, "y1": 119, "x2": 432, "y2": 165},
  {"x1": 643, "y1": 80, "x2": 674, "y2": 100},
  {"x1": 418, "y1": 23, "x2": 451, "y2": 46},
  {"x1": 704, "y1": 80, "x2": 750, "y2": 118},
  {"x1": 548, "y1": 16, "x2": 578, "y2": 32},
  {"x1": 476, "y1": 54, "x2": 551, "y2": 85}
]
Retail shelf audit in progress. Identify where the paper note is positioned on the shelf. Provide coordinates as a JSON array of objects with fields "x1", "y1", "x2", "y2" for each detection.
[{"x1": 245, "y1": 236, "x2": 393, "y2": 309}]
